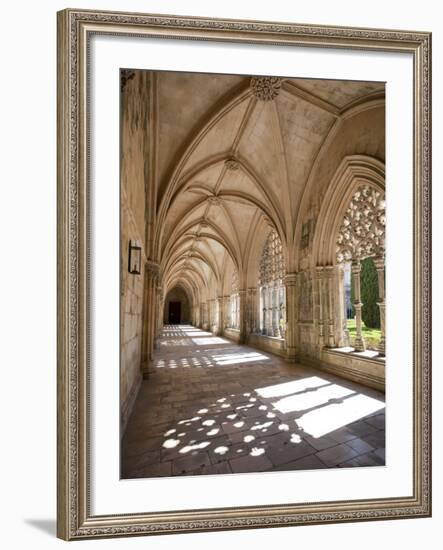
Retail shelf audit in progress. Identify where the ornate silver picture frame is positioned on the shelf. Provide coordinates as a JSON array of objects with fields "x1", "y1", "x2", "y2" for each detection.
[{"x1": 57, "y1": 8, "x2": 431, "y2": 540}]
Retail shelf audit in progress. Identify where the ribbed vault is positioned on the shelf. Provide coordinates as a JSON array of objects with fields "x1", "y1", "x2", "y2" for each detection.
[{"x1": 153, "y1": 73, "x2": 384, "y2": 300}]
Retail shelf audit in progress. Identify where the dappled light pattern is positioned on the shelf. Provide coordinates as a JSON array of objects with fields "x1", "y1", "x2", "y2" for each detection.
[{"x1": 122, "y1": 326, "x2": 385, "y2": 479}]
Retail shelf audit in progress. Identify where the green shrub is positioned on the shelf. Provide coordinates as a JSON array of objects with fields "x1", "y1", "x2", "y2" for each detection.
[{"x1": 350, "y1": 257, "x2": 381, "y2": 329}]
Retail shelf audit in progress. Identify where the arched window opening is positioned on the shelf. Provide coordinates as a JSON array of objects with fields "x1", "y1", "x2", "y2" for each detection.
[
  {"x1": 230, "y1": 270, "x2": 240, "y2": 329},
  {"x1": 336, "y1": 185, "x2": 385, "y2": 354},
  {"x1": 258, "y1": 229, "x2": 286, "y2": 338}
]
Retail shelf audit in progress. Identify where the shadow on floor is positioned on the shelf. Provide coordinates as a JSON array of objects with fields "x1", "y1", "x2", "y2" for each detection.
[{"x1": 24, "y1": 519, "x2": 57, "y2": 537}]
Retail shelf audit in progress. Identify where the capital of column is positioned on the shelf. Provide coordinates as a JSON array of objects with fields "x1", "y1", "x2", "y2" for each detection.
[
  {"x1": 284, "y1": 272, "x2": 297, "y2": 286},
  {"x1": 351, "y1": 259, "x2": 361, "y2": 274},
  {"x1": 146, "y1": 260, "x2": 160, "y2": 279},
  {"x1": 316, "y1": 264, "x2": 335, "y2": 279},
  {"x1": 373, "y1": 255, "x2": 385, "y2": 271}
]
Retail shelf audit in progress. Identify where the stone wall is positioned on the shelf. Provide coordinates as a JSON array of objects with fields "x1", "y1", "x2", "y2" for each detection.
[
  {"x1": 120, "y1": 71, "x2": 150, "y2": 433},
  {"x1": 223, "y1": 328, "x2": 240, "y2": 343},
  {"x1": 120, "y1": 194, "x2": 145, "y2": 432},
  {"x1": 247, "y1": 333, "x2": 286, "y2": 358}
]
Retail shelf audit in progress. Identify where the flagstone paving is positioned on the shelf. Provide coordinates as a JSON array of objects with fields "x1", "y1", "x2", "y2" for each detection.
[{"x1": 121, "y1": 325, "x2": 386, "y2": 478}]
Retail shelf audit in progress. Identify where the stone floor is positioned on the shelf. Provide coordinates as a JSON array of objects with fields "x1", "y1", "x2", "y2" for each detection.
[{"x1": 121, "y1": 325, "x2": 385, "y2": 478}]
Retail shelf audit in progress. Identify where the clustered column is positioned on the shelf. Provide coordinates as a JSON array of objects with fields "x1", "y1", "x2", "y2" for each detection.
[
  {"x1": 200, "y1": 302, "x2": 208, "y2": 330},
  {"x1": 238, "y1": 289, "x2": 247, "y2": 343},
  {"x1": 156, "y1": 287, "x2": 164, "y2": 348},
  {"x1": 141, "y1": 260, "x2": 159, "y2": 378},
  {"x1": 223, "y1": 295, "x2": 230, "y2": 329},
  {"x1": 216, "y1": 296, "x2": 223, "y2": 335},
  {"x1": 260, "y1": 286, "x2": 267, "y2": 334},
  {"x1": 272, "y1": 284, "x2": 280, "y2": 337},
  {"x1": 247, "y1": 287, "x2": 258, "y2": 334},
  {"x1": 265, "y1": 286, "x2": 273, "y2": 335},
  {"x1": 208, "y1": 299, "x2": 214, "y2": 332},
  {"x1": 373, "y1": 256, "x2": 386, "y2": 356},
  {"x1": 351, "y1": 259, "x2": 366, "y2": 351},
  {"x1": 325, "y1": 266, "x2": 336, "y2": 348},
  {"x1": 337, "y1": 263, "x2": 349, "y2": 347},
  {"x1": 315, "y1": 267, "x2": 325, "y2": 348},
  {"x1": 285, "y1": 273, "x2": 297, "y2": 361}
]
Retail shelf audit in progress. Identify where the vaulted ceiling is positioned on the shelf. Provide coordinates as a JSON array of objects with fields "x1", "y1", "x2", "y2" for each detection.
[{"x1": 151, "y1": 71, "x2": 385, "y2": 301}]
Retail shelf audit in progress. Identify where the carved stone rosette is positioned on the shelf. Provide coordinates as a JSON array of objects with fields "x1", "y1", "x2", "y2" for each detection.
[
  {"x1": 250, "y1": 76, "x2": 282, "y2": 101},
  {"x1": 225, "y1": 157, "x2": 240, "y2": 170},
  {"x1": 207, "y1": 196, "x2": 220, "y2": 206}
]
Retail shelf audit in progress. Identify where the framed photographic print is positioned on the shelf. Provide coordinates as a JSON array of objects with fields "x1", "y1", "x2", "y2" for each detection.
[{"x1": 57, "y1": 8, "x2": 431, "y2": 540}]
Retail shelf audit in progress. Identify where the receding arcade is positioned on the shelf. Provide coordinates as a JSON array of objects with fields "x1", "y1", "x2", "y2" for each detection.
[{"x1": 120, "y1": 70, "x2": 386, "y2": 433}]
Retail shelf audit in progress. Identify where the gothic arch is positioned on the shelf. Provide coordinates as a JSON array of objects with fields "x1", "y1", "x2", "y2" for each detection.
[{"x1": 312, "y1": 155, "x2": 385, "y2": 267}]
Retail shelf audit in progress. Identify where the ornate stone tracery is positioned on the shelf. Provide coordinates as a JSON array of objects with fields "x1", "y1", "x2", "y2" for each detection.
[
  {"x1": 335, "y1": 184, "x2": 386, "y2": 354},
  {"x1": 336, "y1": 185, "x2": 385, "y2": 264},
  {"x1": 258, "y1": 229, "x2": 286, "y2": 337}
]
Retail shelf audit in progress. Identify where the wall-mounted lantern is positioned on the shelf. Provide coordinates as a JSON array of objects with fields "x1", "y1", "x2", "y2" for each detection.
[{"x1": 128, "y1": 240, "x2": 141, "y2": 274}]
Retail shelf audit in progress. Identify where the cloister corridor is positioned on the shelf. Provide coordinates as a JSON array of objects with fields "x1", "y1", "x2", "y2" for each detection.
[{"x1": 122, "y1": 325, "x2": 385, "y2": 478}]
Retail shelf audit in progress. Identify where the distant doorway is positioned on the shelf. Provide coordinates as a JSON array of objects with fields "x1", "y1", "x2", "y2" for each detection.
[{"x1": 168, "y1": 301, "x2": 181, "y2": 324}]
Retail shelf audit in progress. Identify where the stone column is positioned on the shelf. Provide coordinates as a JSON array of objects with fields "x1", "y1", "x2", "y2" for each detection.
[
  {"x1": 315, "y1": 267, "x2": 325, "y2": 348},
  {"x1": 222, "y1": 295, "x2": 230, "y2": 329},
  {"x1": 279, "y1": 285, "x2": 286, "y2": 339},
  {"x1": 261, "y1": 286, "x2": 267, "y2": 334},
  {"x1": 238, "y1": 289, "x2": 247, "y2": 343},
  {"x1": 247, "y1": 287, "x2": 258, "y2": 334},
  {"x1": 155, "y1": 287, "x2": 163, "y2": 347},
  {"x1": 325, "y1": 266, "x2": 336, "y2": 348},
  {"x1": 141, "y1": 260, "x2": 159, "y2": 378},
  {"x1": 208, "y1": 299, "x2": 213, "y2": 332},
  {"x1": 212, "y1": 299, "x2": 217, "y2": 332},
  {"x1": 373, "y1": 256, "x2": 386, "y2": 356},
  {"x1": 201, "y1": 302, "x2": 208, "y2": 330},
  {"x1": 272, "y1": 284, "x2": 280, "y2": 337},
  {"x1": 285, "y1": 273, "x2": 298, "y2": 362},
  {"x1": 216, "y1": 296, "x2": 223, "y2": 335},
  {"x1": 351, "y1": 260, "x2": 366, "y2": 351},
  {"x1": 337, "y1": 263, "x2": 349, "y2": 347},
  {"x1": 265, "y1": 286, "x2": 272, "y2": 336}
]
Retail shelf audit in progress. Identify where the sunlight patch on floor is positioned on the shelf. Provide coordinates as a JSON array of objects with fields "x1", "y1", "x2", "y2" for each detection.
[
  {"x1": 296, "y1": 393, "x2": 385, "y2": 438},
  {"x1": 191, "y1": 337, "x2": 230, "y2": 345},
  {"x1": 255, "y1": 376, "x2": 385, "y2": 439},
  {"x1": 272, "y1": 384, "x2": 355, "y2": 414},
  {"x1": 212, "y1": 351, "x2": 269, "y2": 365},
  {"x1": 255, "y1": 376, "x2": 329, "y2": 399}
]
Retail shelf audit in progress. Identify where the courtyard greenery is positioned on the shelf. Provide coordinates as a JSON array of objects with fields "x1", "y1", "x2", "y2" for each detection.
[{"x1": 350, "y1": 257, "x2": 381, "y2": 329}]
